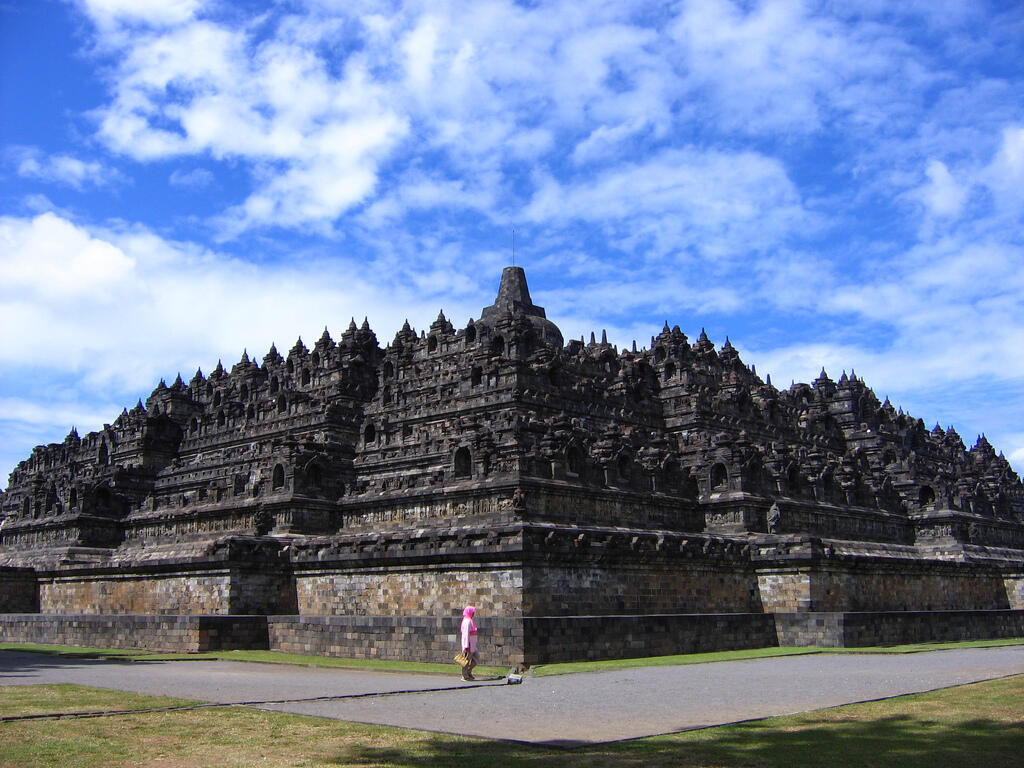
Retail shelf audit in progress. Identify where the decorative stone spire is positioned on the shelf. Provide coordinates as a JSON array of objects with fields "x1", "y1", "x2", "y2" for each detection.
[
  {"x1": 288, "y1": 337, "x2": 308, "y2": 358},
  {"x1": 264, "y1": 343, "x2": 283, "y2": 366},
  {"x1": 341, "y1": 319, "x2": 357, "y2": 345},
  {"x1": 694, "y1": 328, "x2": 714, "y2": 354}
]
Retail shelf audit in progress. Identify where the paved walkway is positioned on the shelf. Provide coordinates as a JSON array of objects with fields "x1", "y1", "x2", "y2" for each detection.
[{"x1": 3, "y1": 647, "x2": 1023, "y2": 746}]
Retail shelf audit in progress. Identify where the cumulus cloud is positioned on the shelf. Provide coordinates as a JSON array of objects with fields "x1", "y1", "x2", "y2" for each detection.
[
  {"x1": 984, "y1": 125, "x2": 1024, "y2": 214},
  {"x1": 78, "y1": 0, "x2": 201, "y2": 29},
  {"x1": 916, "y1": 160, "x2": 968, "y2": 218},
  {"x1": 524, "y1": 148, "x2": 808, "y2": 260},
  {"x1": 11, "y1": 147, "x2": 117, "y2": 189},
  {"x1": 168, "y1": 167, "x2": 214, "y2": 188}
]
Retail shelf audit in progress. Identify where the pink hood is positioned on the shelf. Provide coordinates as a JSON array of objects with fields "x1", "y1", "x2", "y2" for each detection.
[{"x1": 462, "y1": 605, "x2": 476, "y2": 618}]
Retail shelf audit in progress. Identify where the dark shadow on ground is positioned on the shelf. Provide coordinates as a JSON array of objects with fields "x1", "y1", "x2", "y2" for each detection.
[
  {"x1": 0, "y1": 649, "x2": 167, "y2": 676},
  {"x1": 332, "y1": 713, "x2": 1024, "y2": 768}
]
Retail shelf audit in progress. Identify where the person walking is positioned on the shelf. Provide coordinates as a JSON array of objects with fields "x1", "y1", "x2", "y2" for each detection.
[{"x1": 460, "y1": 604, "x2": 478, "y2": 680}]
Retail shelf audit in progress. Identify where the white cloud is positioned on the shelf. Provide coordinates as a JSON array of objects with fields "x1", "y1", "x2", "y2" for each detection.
[
  {"x1": 73, "y1": 0, "x2": 965, "y2": 238},
  {"x1": 12, "y1": 147, "x2": 115, "y2": 189},
  {"x1": 0, "y1": 210, "x2": 487, "y2": 396},
  {"x1": 79, "y1": 0, "x2": 200, "y2": 29},
  {"x1": 524, "y1": 148, "x2": 807, "y2": 258},
  {"x1": 917, "y1": 160, "x2": 967, "y2": 218},
  {"x1": 168, "y1": 167, "x2": 214, "y2": 188},
  {"x1": 983, "y1": 125, "x2": 1024, "y2": 213},
  {"x1": 667, "y1": 0, "x2": 927, "y2": 135}
]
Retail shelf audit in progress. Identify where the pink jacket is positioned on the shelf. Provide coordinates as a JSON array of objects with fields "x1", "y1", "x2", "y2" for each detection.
[{"x1": 460, "y1": 606, "x2": 478, "y2": 651}]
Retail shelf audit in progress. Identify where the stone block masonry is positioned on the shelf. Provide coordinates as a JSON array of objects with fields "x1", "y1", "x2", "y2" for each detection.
[
  {"x1": 523, "y1": 613, "x2": 779, "y2": 664},
  {"x1": 775, "y1": 610, "x2": 1024, "y2": 647},
  {"x1": 268, "y1": 615, "x2": 524, "y2": 666},
  {"x1": 0, "y1": 567, "x2": 38, "y2": 612},
  {"x1": 0, "y1": 614, "x2": 269, "y2": 652}
]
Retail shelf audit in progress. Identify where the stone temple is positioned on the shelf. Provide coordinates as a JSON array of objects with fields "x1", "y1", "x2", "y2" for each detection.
[{"x1": 1, "y1": 267, "x2": 1022, "y2": 666}]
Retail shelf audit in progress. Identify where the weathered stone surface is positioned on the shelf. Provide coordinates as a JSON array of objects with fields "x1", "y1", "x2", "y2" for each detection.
[
  {"x1": 1, "y1": 266, "x2": 1022, "y2": 661},
  {"x1": 0, "y1": 568, "x2": 38, "y2": 612}
]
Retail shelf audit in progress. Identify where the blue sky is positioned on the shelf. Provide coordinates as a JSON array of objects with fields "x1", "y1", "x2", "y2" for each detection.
[{"x1": 1, "y1": 0, "x2": 1023, "y2": 486}]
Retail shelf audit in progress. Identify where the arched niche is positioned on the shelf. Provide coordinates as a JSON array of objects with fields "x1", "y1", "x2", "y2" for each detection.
[
  {"x1": 919, "y1": 485, "x2": 936, "y2": 509},
  {"x1": 566, "y1": 444, "x2": 585, "y2": 477},
  {"x1": 454, "y1": 446, "x2": 472, "y2": 478}
]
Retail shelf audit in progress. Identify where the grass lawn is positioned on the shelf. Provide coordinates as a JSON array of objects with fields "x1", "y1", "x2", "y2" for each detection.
[
  {"x1": 530, "y1": 637, "x2": 1024, "y2": 676},
  {"x1": 1, "y1": 675, "x2": 1022, "y2": 767},
  {"x1": 0, "y1": 643, "x2": 509, "y2": 679}
]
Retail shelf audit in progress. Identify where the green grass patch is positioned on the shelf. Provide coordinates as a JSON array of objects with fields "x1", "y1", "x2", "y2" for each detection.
[
  {"x1": 0, "y1": 642, "x2": 507, "y2": 678},
  {"x1": 1, "y1": 676, "x2": 1021, "y2": 767},
  {"x1": 531, "y1": 637, "x2": 1024, "y2": 676},
  {"x1": 0, "y1": 683, "x2": 198, "y2": 718},
  {"x1": 210, "y1": 649, "x2": 509, "y2": 677},
  {"x1": 815, "y1": 637, "x2": 1024, "y2": 654}
]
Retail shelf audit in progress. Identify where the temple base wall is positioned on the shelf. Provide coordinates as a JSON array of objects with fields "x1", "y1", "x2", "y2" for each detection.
[
  {"x1": 2, "y1": 526, "x2": 1022, "y2": 662},
  {"x1": 524, "y1": 562, "x2": 759, "y2": 615},
  {"x1": 38, "y1": 571, "x2": 235, "y2": 615},
  {"x1": 0, "y1": 568, "x2": 38, "y2": 612},
  {"x1": 0, "y1": 614, "x2": 269, "y2": 652},
  {"x1": 294, "y1": 564, "x2": 522, "y2": 617},
  {"x1": 756, "y1": 564, "x2": 1012, "y2": 613},
  {"x1": 268, "y1": 615, "x2": 524, "y2": 666},
  {"x1": 3, "y1": 609, "x2": 1021, "y2": 663},
  {"x1": 1003, "y1": 574, "x2": 1024, "y2": 609},
  {"x1": 775, "y1": 610, "x2": 1024, "y2": 647},
  {"x1": 522, "y1": 613, "x2": 778, "y2": 664}
]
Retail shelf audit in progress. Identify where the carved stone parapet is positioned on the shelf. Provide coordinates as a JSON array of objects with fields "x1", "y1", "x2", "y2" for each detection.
[{"x1": 912, "y1": 509, "x2": 1024, "y2": 549}]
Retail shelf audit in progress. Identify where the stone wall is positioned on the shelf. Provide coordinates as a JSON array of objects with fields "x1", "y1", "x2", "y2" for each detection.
[
  {"x1": 525, "y1": 561, "x2": 759, "y2": 615},
  {"x1": 38, "y1": 570, "x2": 235, "y2": 615},
  {"x1": 36, "y1": 563, "x2": 296, "y2": 616},
  {"x1": 268, "y1": 615, "x2": 524, "y2": 666},
  {"x1": 757, "y1": 563, "x2": 1010, "y2": 613},
  {"x1": 294, "y1": 564, "x2": 523, "y2": 617},
  {"x1": 524, "y1": 483, "x2": 704, "y2": 532},
  {"x1": 1003, "y1": 574, "x2": 1024, "y2": 609},
  {"x1": 522, "y1": 613, "x2": 779, "y2": 664},
  {"x1": 756, "y1": 570, "x2": 815, "y2": 613},
  {"x1": 0, "y1": 614, "x2": 268, "y2": 652},
  {"x1": 775, "y1": 610, "x2": 1024, "y2": 647},
  {"x1": 0, "y1": 567, "x2": 38, "y2": 612}
]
